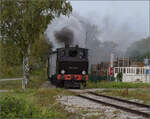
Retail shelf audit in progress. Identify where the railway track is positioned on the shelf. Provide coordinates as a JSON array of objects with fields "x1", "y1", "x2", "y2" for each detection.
[{"x1": 77, "y1": 91, "x2": 150, "y2": 118}]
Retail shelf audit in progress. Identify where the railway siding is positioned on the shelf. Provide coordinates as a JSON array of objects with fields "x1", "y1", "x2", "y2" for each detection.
[
  {"x1": 78, "y1": 92, "x2": 150, "y2": 118},
  {"x1": 57, "y1": 94, "x2": 147, "y2": 119}
]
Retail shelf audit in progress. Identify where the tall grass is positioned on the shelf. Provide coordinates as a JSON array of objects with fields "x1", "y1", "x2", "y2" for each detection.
[
  {"x1": 0, "y1": 68, "x2": 47, "y2": 90},
  {"x1": 0, "y1": 95, "x2": 41, "y2": 118},
  {"x1": 0, "y1": 65, "x2": 23, "y2": 79},
  {"x1": 86, "y1": 80, "x2": 150, "y2": 89},
  {"x1": 27, "y1": 68, "x2": 47, "y2": 89},
  {"x1": 0, "y1": 80, "x2": 22, "y2": 90},
  {"x1": 98, "y1": 88, "x2": 150, "y2": 104},
  {"x1": 1, "y1": 88, "x2": 76, "y2": 118}
]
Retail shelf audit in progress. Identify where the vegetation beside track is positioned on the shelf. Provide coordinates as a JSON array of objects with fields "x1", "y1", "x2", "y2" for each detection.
[
  {"x1": 1, "y1": 72, "x2": 150, "y2": 118},
  {"x1": 0, "y1": 69, "x2": 47, "y2": 90},
  {"x1": 0, "y1": 68, "x2": 78, "y2": 118},
  {"x1": 0, "y1": 80, "x2": 22, "y2": 90},
  {"x1": 1, "y1": 76, "x2": 150, "y2": 90},
  {"x1": 0, "y1": 88, "x2": 76, "y2": 118},
  {"x1": 96, "y1": 88, "x2": 150, "y2": 105},
  {"x1": 86, "y1": 80, "x2": 150, "y2": 89}
]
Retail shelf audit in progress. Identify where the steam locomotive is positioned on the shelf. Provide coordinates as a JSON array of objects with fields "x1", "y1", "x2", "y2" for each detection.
[{"x1": 47, "y1": 45, "x2": 88, "y2": 88}]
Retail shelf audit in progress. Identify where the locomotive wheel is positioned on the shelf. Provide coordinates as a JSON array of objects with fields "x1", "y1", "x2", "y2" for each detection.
[{"x1": 57, "y1": 81, "x2": 64, "y2": 88}]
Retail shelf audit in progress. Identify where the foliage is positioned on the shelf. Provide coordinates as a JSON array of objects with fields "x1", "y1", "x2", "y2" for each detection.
[
  {"x1": 1, "y1": 88, "x2": 76, "y2": 118},
  {"x1": 27, "y1": 68, "x2": 48, "y2": 89},
  {"x1": 98, "y1": 88, "x2": 150, "y2": 104},
  {"x1": 0, "y1": 95, "x2": 40, "y2": 118},
  {"x1": 0, "y1": 40, "x2": 23, "y2": 78},
  {"x1": 30, "y1": 34, "x2": 51, "y2": 70},
  {"x1": 0, "y1": 80, "x2": 22, "y2": 90},
  {"x1": 0, "y1": 0, "x2": 72, "y2": 57},
  {"x1": 0, "y1": 65, "x2": 23, "y2": 78},
  {"x1": 86, "y1": 81, "x2": 150, "y2": 89},
  {"x1": 0, "y1": 35, "x2": 51, "y2": 78},
  {"x1": 0, "y1": 0, "x2": 72, "y2": 83},
  {"x1": 0, "y1": 68, "x2": 47, "y2": 90},
  {"x1": 116, "y1": 72, "x2": 123, "y2": 82},
  {"x1": 0, "y1": 41, "x2": 22, "y2": 66},
  {"x1": 126, "y1": 37, "x2": 150, "y2": 60}
]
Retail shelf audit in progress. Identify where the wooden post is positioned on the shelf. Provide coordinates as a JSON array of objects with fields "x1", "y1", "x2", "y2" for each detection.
[{"x1": 22, "y1": 59, "x2": 25, "y2": 90}]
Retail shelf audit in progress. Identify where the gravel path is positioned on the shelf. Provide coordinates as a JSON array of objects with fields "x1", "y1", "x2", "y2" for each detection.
[
  {"x1": 57, "y1": 95, "x2": 148, "y2": 119},
  {"x1": 40, "y1": 81, "x2": 56, "y2": 88}
]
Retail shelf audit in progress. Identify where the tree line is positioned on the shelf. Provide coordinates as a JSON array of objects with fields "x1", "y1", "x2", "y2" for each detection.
[
  {"x1": 126, "y1": 37, "x2": 150, "y2": 61},
  {"x1": 0, "y1": 0, "x2": 72, "y2": 89}
]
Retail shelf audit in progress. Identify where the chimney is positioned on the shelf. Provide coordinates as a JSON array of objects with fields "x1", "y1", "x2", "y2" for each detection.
[
  {"x1": 75, "y1": 45, "x2": 79, "y2": 48},
  {"x1": 65, "y1": 41, "x2": 69, "y2": 48}
]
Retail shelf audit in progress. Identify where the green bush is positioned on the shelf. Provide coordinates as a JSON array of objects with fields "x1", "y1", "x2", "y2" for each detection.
[
  {"x1": 0, "y1": 65, "x2": 23, "y2": 78},
  {"x1": 0, "y1": 95, "x2": 40, "y2": 118},
  {"x1": 116, "y1": 72, "x2": 123, "y2": 82}
]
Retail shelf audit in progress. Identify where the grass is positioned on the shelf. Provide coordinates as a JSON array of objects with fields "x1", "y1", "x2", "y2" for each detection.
[
  {"x1": 86, "y1": 80, "x2": 150, "y2": 89},
  {"x1": 1, "y1": 88, "x2": 76, "y2": 118},
  {"x1": 0, "y1": 69, "x2": 47, "y2": 90},
  {"x1": 33, "y1": 88, "x2": 76, "y2": 118},
  {"x1": 0, "y1": 80, "x2": 22, "y2": 90},
  {"x1": 1, "y1": 69, "x2": 150, "y2": 118},
  {"x1": 96, "y1": 88, "x2": 150, "y2": 105},
  {"x1": 27, "y1": 69, "x2": 47, "y2": 89},
  {"x1": 0, "y1": 66, "x2": 23, "y2": 79},
  {"x1": 0, "y1": 68, "x2": 78, "y2": 118}
]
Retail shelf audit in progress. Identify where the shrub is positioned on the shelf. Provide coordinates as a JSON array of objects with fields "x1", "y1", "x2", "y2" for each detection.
[
  {"x1": 0, "y1": 95, "x2": 40, "y2": 118},
  {"x1": 116, "y1": 72, "x2": 123, "y2": 82}
]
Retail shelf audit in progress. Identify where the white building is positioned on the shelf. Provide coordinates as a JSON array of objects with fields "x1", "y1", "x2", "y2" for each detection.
[{"x1": 114, "y1": 66, "x2": 150, "y2": 83}]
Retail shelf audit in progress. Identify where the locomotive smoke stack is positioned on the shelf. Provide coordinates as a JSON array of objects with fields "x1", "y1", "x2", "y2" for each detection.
[
  {"x1": 65, "y1": 41, "x2": 69, "y2": 48},
  {"x1": 54, "y1": 27, "x2": 74, "y2": 48}
]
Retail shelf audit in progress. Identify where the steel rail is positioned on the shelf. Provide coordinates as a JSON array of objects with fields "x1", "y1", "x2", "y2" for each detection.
[
  {"x1": 77, "y1": 94, "x2": 150, "y2": 118},
  {"x1": 88, "y1": 91, "x2": 150, "y2": 108}
]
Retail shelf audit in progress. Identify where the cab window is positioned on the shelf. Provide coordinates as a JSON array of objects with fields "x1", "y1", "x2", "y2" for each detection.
[{"x1": 79, "y1": 51, "x2": 86, "y2": 59}]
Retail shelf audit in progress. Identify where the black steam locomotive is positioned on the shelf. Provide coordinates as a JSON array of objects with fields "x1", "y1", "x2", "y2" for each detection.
[{"x1": 47, "y1": 45, "x2": 88, "y2": 88}]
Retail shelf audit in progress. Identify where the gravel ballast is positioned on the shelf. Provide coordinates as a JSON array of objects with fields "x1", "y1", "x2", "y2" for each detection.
[{"x1": 57, "y1": 95, "x2": 148, "y2": 119}]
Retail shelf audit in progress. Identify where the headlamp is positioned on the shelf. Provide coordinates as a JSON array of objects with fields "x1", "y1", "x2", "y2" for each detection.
[
  {"x1": 82, "y1": 71, "x2": 86, "y2": 75},
  {"x1": 61, "y1": 70, "x2": 65, "y2": 74}
]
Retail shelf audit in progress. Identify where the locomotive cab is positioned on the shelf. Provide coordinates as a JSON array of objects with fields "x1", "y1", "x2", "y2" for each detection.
[{"x1": 48, "y1": 46, "x2": 88, "y2": 88}]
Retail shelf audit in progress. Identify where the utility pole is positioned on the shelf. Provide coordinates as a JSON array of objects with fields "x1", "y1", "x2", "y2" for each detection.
[{"x1": 85, "y1": 30, "x2": 88, "y2": 48}]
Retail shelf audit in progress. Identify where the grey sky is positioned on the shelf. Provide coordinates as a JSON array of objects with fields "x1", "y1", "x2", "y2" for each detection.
[{"x1": 71, "y1": 0, "x2": 149, "y2": 39}]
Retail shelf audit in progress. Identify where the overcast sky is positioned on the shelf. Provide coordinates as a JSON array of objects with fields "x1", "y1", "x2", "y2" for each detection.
[{"x1": 71, "y1": 0, "x2": 149, "y2": 39}]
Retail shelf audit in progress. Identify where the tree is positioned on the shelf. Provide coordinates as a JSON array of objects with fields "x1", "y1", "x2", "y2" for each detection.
[
  {"x1": 0, "y1": 40, "x2": 23, "y2": 77},
  {"x1": 126, "y1": 37, "x2": 150, "y2": 60},
  {"x1": 0, "y1": 0, "x2": 72, "y2": 89},
  {"x1": 30, "y1": 34, "x2": 52, "y2": 70}
]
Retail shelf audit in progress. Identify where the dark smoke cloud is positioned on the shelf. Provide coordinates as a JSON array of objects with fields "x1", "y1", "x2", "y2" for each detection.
[
  {"x1": 45, "y1": 12, "x2": 143, "y2": 67},
  {"x1": 45, "y1": 14, "x2": 85, "y2": 49},
  {"x1": 54, "y1": 27, "x2": 74, "y2": 47}
]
